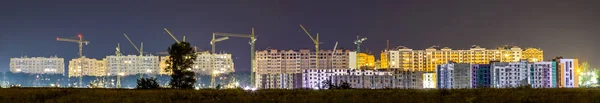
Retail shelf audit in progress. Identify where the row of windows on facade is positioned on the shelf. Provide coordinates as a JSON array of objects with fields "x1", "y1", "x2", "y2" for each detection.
[{"x1": 257, "y1": 53, "x2": 348, "y2": 56}]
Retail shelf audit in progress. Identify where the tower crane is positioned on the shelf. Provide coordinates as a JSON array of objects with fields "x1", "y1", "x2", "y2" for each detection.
[
  {"x1": 123, "y1": 33, "x2": 145, "y2": 78},
  {"x1": 212, "y1": 28, "x2": 256, "y2": 87},
  {"x1": 299, "y1": 25, "x2": 322, "y2": 69},
  {"x1": 354, "y1": 36, "x2": 367, "y2": 70},
  {"x1": 115, "y1": 43, "x2": 122, "y2": 88},
  {"x1": 209, "y1": 34, "x2": 229, "y2": 88},
  {"x1": 331, "y1": 42, "x2": 338, "y2": 69},
  {"x1": 56, "y1": 33, "x2": 89, "y2": 88}
]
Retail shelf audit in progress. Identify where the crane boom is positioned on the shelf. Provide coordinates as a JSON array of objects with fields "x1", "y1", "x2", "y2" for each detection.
[
  {"x1": 299, "y1": 25, "x2": 317, "y2": 43},
  {"x1": 123, "y1": 33, "x2": 140, "y2": 53},
  {"x1": 213, "y1": 32, "x2": 252, "y2": 38},
  {"x1": 56, "y1": 38, "x2": 89, "y2": 44},
  {"x1": 163, "y1": 28, "x2": 180, "y2": 43},
  {"x1": 56, "y1": 33, "x2": 89, "y2": 88}
]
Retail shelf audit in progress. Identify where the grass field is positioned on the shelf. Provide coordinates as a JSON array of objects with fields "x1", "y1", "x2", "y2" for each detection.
[{"x1": 1, "y1": 88, "x2": 600, "y2": 103}]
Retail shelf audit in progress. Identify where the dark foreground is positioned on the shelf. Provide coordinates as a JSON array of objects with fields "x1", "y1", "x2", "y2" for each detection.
[{"x1": 1, "y1": 88, "x2": 599, "y2": 103}]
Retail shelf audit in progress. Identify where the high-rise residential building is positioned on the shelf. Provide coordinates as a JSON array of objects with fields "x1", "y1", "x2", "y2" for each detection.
[
  {"x1": 301, "y1": 69, "x2": 349, "y2": 89},
  {"x1": 394, "y1": 70, "x2": 425, "y2": 89},
  {"x1": 423, "y1": 73, "x2": 436, "y2": 88},
  {"x1": 523, "y1": 48, "x2": 544, "y2": 62},
  {"x1": 255, "y1": 49, "x2": 352, "y2": 88},
  {"x1": 255, "y1": 49, "x2": 352, "y2": 74},
  {"x1": 257, "y1": 73, "x2": 302, "y2": 89},
  {"x1": 529, "y1": 61, "x2": 556, "y2": 88},
  {"x1": 472, "y1": 64, "x2": 491, "y2": 88},
  {"x1": 436, "y1": 62, "x2": 472, "y2": 89},
  {"x1": 68, "y1": 56, "x2": 106, "y2": 77},
  {"x1": 556, "y1": 59, "x2": 579, "y2": 88},
  {"x1": 379, "y1": 52, "x2": 389, "y2": 69},
  {"x1": 491, "y1": 61, "x2": 530, "y2": 88},
  {"x1": 383, "y1": 45, "x2": 543, "y2": 72},
  {"x1": 193, "y1": 52, "x2": 235, "y2": 76},
  {"x1": 158, "y1": 52, "x2": 234, "y2": 75},
  {"x1": 354, "y1": 53, "x2": 375, "y2": 69},
  {"x1": 9, "y1": 56, "x2": 65, "y2": 75},
  {"x1": 331, "y1": 70, "x2": 394, "y2": 89},
  {"x1": 106, "y1": 55, "x2": 160, "y2": 76}
]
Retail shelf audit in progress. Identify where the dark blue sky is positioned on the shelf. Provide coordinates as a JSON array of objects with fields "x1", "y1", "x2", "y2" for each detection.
[{"x1": 1, "y1": 0, "x2": 600, "y2": 72}]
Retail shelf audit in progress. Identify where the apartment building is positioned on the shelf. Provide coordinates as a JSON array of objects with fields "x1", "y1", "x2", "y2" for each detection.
[
  {"x1": 423, "y1": 73, "x2": 436, "y2": 88},
  {"x1": 331, "y1": 70, "x2": 394, "y2": 89},
  {"x1": 9, "y1": 56, "x2": 65, "y2": 75},
  {"x1": 472, "y1": 64, "x2": 491, "y2": 88},
  {"x1": 257, "y1": 73, "x2": 302, "y2": 89},
  {"x1": 394, "y1": 70, "x2": 425, "y2": 89},
  {"x1": 158, "y1": 52, "x2": 234, "y2": 76},
  {"x1": 68, "y1": 56, "x2": 106, "y2": 77},
  {"x1": 556, "y1": 59, "x2": 579, "y2": 88},
  {"x1": 436, "y1": 62, "x2": 472, "y2": 89},
  {"x1": 491, "y1": 61, "x2": 530, "y2": 88},
  {"x1": 301, "y1": 69, "x2": 349, "y2": 89},
  {"x1": 529, "y1": 61, "x2": 557, "y2": 88},
  {"x1": 255, "y1": 49, "x2": 352, "y2": 88},
  {"x1": 382, "y1": 45, "x2": 543, "y2": 72},
  {"x1": 106, "y1": 55, "x2": 160, "y2": 76}
]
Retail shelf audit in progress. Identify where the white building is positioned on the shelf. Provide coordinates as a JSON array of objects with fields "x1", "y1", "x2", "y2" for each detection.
[
  {"x1": 301, "y1": 69, "x2": 350, "y2": 89},
  {"x1": 193, "y1": 52, "x2": 234, "y2": 76},
  {"x1": 255, "y1": 49, "x2": 352, "y2": 88},
  {"x1": 436, "y1": 62, "x2": 472, "y2": 89},
  {"x1": 68, "y1": 56, "x2": 106, "y2": 77},
  {"x1": 394, "y1": 70, "x2": 425, "y2": 89},
  {"x1": 158, "y1": 52, "x2": 235, "y2": 76},
  {"x1": 491, "y1": 61, "x2": 530, "y2": 88},
  {"x1": 257, "y1": 73, "x2": 302, "y2": 89},
  {"x1": 423, "y1": 73, "x2": 436, "y2": 88},
  {"x1": 557, "y1": 59, "x2": 579, "y2": 88},
  {"x1": 9, "y1": 56, "x2": 65, "y2": 75},
  {"x1": 529, "y1": 61, "x2": 556, "y2": 88},
  {"x1": 331, "y1": 70, "x2": 394, "y2": 89},
  {"x1": 106, "y1": 55, "x2": 160, "y2": 76}
]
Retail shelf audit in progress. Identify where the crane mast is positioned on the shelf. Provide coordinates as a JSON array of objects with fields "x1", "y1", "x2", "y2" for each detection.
[
  {"x1": 354, "y1": 36, "x2": 367, "y2": 70},
  {"x1": 299, "y1": 25, "x2": 321, "y2": 69},
  {"x1": 123, "y1": 33, "x2": 145, "y2": 78},
  {"x1": 212, "y1": 27, "x2": 256, "y2": 87},
  {"x1": 56, "y1": 33, "x2": 89, "y2": 88}
]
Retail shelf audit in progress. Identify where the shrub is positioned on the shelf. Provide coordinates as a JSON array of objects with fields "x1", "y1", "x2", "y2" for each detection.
[{"x1": 137, "y1": 77, "x2": 160, "y2": 89}]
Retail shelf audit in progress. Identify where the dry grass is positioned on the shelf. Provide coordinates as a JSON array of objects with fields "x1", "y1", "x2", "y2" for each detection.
[{"x1": 1, "y1": 88, "x2": 599, "y2": 103}]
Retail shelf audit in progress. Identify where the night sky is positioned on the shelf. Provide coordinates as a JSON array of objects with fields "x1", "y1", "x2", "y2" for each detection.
[{"x1": 1, "y1": 0, "x2": 599, "y2": 72}]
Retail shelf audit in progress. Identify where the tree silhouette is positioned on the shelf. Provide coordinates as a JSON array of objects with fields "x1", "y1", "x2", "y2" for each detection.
[
  {"x1": 166, "y1": 42, "x2": 197, "y2": 89},
  {"x1": 137, "y1": 77, "x2": 160, "y2": 89}
]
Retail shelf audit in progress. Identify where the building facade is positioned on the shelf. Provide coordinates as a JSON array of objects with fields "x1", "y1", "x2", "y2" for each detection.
[
  {"x1": 383, "y1": 45, "x2": 543, "y2": 72},
  {"x1": 331, "y1": 70, "x2": 394, "y2": 89},
  {"x1": 491, "y1": 61, "x2": 530, "y2": 88},
  {"x1": 193, "y1": 52, "x2": 235, "y2": 76},
  {"x1": 436, "y1": 62, "x2": 472, "y2": 89},
  {"x1": 10, "y1": 56, "x2": 65, "y2": 75},
  {"x1": 158, "y1": 52, "x2": 234, "y2": 75},
  {"x1": 257, "y1": 73, "x2": 302, "y2": 89},
  {"x1": 106, "y1": 55, "x2": 160, "y2": 76},
  {"x1": 529, "y1": 61, "x2": 556, "y2": 88},
  {"x1": 556, "y1": 59, "x2": 579, "y2": 88},
  {"x1": 423, "y1": 73, "x2": 436, "y2": 88},
  {"x1": 255, "y1": 49, "x2": 353, "y2": 88},
  {"x1": 472, "y1": 64, "x2": 491, "y2": 88},
  {"x1": 394, "y1": 70, "x2": 425, "y2": 89},
  {"x1": 301, "y1": 69, "x2": 349, "y2": 89},
  {"x1": 68, "y1": 56, "x2": 106, "y2": 77}
]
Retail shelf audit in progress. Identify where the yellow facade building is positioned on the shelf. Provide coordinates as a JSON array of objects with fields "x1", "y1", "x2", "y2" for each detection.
[
  {"x1": 357, "y1": 53, "x2": 375, "y2": 69},
  {"x1": 381, "y1": 45, "x2": 544, "y2": 72}
]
